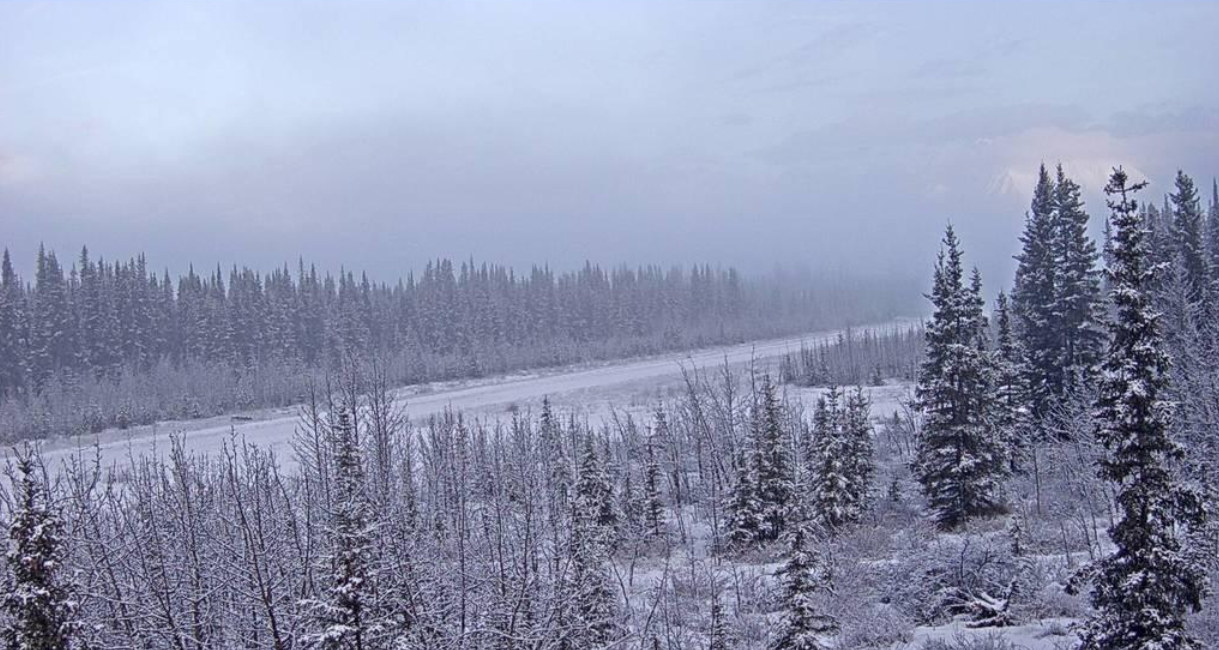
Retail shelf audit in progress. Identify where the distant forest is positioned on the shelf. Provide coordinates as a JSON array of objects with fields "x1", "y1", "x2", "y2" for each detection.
[{"x1": 0, "y1": 252, "x2": 916, "y2": 440}]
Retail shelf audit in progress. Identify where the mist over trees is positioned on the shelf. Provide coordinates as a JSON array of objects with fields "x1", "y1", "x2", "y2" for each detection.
[{"x1": 0, "y1": 253, "x2": 915, "y2": 442}]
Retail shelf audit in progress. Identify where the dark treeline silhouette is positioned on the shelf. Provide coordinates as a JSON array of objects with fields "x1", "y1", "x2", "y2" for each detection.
[{"x1": 0, "y1": 248, "x2": 915, "y2": 441}]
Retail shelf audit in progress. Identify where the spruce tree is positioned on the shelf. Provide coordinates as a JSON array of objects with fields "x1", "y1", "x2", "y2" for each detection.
[
  {"x1": 305, "y1": 407, "x2": 377, "y2": 650},
  {"x1": 642, "y1": 418, "x2": 666, "y2": 538},
  {"x1": 709, "y1": 590, "x2": 732, "y2": 650},
  {"x1": 726, "y1": 448, "x2": 762, "y2": 549},
  {"x1": 0, "y1": 251, "x2": 26, "y2": 399},
  {"x1": 567, "y1": 435, "x2": 619, "y2": 648},
  {"x1": 1074, "y1": 168, "x2": 1209, "y2": 650},
  {"x1": 914, "y1": 226, "x2": 1007, "y2": 529},
  {"x1": 807, "y1": 388, "x2": 873, "y2": 530},
  {"x1": 842, "y1": 388, "x2": 875, "y2": 519},
  {"x1": 1168, "y1": 170, "x2": 1210, "y2": 308},
  {"x1": 2, "y1": 450, "x2": 76, "y2": 650},
  {"x1": 770, "y1": 515, "x2": 836, "y2": 650},
  {"x1": 1012, "y1": 164, "x2": 1061, "y2": 421},
  {"x1": 992, "y1": 291, "x2": 1031, "y2": 471},
  {"x1": 1208, "y1": 178, "x2": 1219, "y2": 304},
  {"x1": 807, "y1": 390, "x2": 850, "y2": 529},
  {"x1": 1052, "y1": 164, "x2": 1105, "y2": 383},
  {"x1": 575, "y1": 435, "x2": 619, "y2": 550},
  {"x1": 27, "y1": 247, "x2": 73, "y2": 388},
  {"x1": 751, "y1": 374, "x2": 794, "y2": 542}
]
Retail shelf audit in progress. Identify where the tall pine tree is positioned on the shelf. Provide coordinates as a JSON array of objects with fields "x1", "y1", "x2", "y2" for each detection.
[
  {"x1": 0, "y1": 251, "x2": 26, "y2": 398},
  {"x1": 1208, "y1": 179, "x2": 1219, "y2": 306},
  {"x1": 1012, "y1": 164, "x2": 1061, "y2": 421},
  {"x1": 1168, "y1": 170, "x2": 1210, "y2": 309},
  {"x1": 1052, "y1": 164, "x2": 1105, "y2": 384},
  {"x1": 1074, "y1": 168, "x2": 1209, "y2": 650},
  {"x1": 914, "y1": 226, "x2": 1008, "y2": 529}
]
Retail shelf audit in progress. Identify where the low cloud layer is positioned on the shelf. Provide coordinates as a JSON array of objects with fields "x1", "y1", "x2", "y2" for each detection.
[{"x1": 1, "y1": 1, "x2": 1216, "y2": 288}]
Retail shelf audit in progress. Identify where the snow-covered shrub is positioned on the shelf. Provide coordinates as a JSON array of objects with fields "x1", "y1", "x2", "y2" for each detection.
[
  {"x1": 884, "y1": 527, "x2": 1041, "y2": 627},
  {"x1": 835, "y1": 603, "x2": 912, "y2": 649},
  {"x1": 919, "y1": 632, "x2": 1024, "y2": 650}
]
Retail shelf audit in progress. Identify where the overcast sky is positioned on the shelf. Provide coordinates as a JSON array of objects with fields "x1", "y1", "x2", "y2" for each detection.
[{"x1": 1, "y1": 1, "x2": 1216, "y2": 287}]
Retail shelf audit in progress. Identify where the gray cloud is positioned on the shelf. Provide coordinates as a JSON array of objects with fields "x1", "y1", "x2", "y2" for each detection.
[{"x1": 0, "y1": 0, "x2": 1216, "y2": 290}]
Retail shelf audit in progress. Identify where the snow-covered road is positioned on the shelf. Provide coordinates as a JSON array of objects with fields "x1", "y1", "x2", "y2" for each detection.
[{"x1": 30, "y1": 320, "x2": 909, "y2": 473}]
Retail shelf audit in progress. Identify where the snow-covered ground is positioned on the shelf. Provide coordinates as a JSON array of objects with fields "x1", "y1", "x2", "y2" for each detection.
[
  {"x1": 24, "y1": 320, "x2": 911, "y2": 474},
  {"x1": 904, "y1": 619, "x2": 1078, "y2": 649}
]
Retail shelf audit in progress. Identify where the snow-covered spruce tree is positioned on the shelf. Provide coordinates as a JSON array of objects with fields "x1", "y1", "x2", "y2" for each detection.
[
  {"x1": 642, "y1": 416, "x2": 666, "y2": 538},
  {"x1": 709, "y1": 589, "x2": 732, "y2": 650},
  {"x1": 807, "y1": 389, "x2": 848, "y2": 529},
  {"x1": 726, "y1": 447, "x2": 762, "y2": 549},
  {"x1": 770, "y1": 510, "x2": 836, "y2": 650},
  {"x1": 576, "y1": 434, "x2": 619, "y2": 550},
  {"x1": 752, "y1": 374, "x2": 794, "y2": 542},
  {"x1": 539, "y1": 396, "x2": 574, "y2": 553},
  {"x1": 564, "y1": 435, "x2": 620, "y2": 648},
  {"x1": 807, "y1": 388, "x2": 874, "y2": 530},
  {"x1": 304, "y1": 407, "x2": 379, "y2": 650},
  {"x1": 842, "y1": 388, "x2": 875, "y2": 520},
  {"x1": 0, "y1": 250, "x2": 26, "y2": 399},
  {"x1": 914, "y1": 225, "x2": 1008, "y2": 529},
  {"x1": 1073, "y1": 168, "x2": 1209, "y2": 650},
  {"x1": 992, "y1": 291, "x2": 1032, "y2": 472},
  {"x1": 1208, "y1": 179, "x2": 1219, "y2": 304},
  {"x1": 1013, "y1": 164, "x2": 1062, "y2": 422},
  {"x1": 2, "y1": 450, "x2": 76, "y2": 650},
  {"x1": 1169, "y1": 170, "x2": 1210, "y2": 310},
  {"x1": 1052, "y1": 164, "x2": 1106, "y2": 385}
]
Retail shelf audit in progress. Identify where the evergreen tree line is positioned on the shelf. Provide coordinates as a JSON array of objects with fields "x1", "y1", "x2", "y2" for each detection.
[
  {"x1": 911, "y1": 165, "x2": 1219, "y2": 650},
  {"x1": 778, "y1": 325, "x2": 925, "y2": 388},
  {"x1": 0, "y1": 250, "x2": 915, "y2": 442}
]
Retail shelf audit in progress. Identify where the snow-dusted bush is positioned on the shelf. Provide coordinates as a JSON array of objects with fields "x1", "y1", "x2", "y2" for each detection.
[
  {"x1": 919, "y1": 632, "x2": 1025, "y2": 650},
  {"x1": 835, "y1": 603, "x2": 912, "y2": 649}
]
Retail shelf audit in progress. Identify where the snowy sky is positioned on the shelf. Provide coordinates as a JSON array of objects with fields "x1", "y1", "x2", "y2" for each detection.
[{"x1": 1, "y1": 1, "x2": 1216, "y2": 286}]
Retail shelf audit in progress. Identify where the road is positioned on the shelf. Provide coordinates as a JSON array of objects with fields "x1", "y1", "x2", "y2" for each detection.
[{"x1": 32, "y1": 320, "x2": 907, "y2": 473}]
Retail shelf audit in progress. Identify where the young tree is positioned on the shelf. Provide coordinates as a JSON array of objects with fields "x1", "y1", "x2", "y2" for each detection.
[
  {"x1": 642, "y1": 416, "x2": 666, "y2": 538},
  {"x1": 770, "y1": 515, "x2": 836, "y2": 650},
  {"x1": 914, "y1": 226, "x2": 1008, "y2": 529},
  {"x1": 575, "y1": 434, "x2": 619, "y2": 549},
  {"x1": 807, "y1": 388, "x2": 874, "y2": 530},
  {"x1": 807, "y1": 390, "x2": 848, "y2": 529},
  {"x1": 726, "y1": 448, "x2": 762, "y2": 549},
  {"x1": 304, "y1": 407, "x2": 378, "y2": 650},
  {"x1": 3, "y1": 450, "x2": 76, "y2": 650},
  {"x1": 842, "y1": 389, "x2": 875, "y2": 518},
  {"x1": 992, "y1": 291, "x2": 1031, "y2": 471},
  {"x1": 709, "y1": 589, "x2": 732, "y2": 650},
  {"x1": 566, "y1": 436, "x2": 620, "y2": 648},
  {"x1": 1073, "y1": 168, "x2": 1209, "y2": 650},
  {"x1": 751, "y1": 375, "x2": 794, "y2": 542}
]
